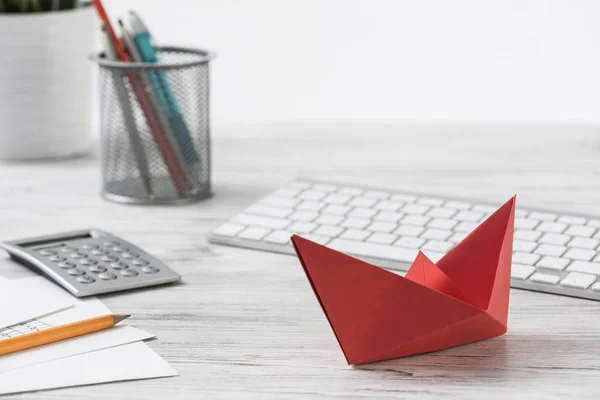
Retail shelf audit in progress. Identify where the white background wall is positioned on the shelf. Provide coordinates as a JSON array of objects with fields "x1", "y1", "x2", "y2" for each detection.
[{"x1": 104, "y1": 0, "x2": 600, "y2": 125}]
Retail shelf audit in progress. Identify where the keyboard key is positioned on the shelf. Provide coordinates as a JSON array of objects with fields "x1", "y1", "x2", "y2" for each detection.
[
  {"x1": 273, "y1": 187, "x2": 301, "y2": 197},
  {"x1": 538, "y1": 233, "x2": 570, "y2": 245},
  {"x1": 238, "y1": 227, "x2": 271, "y2": 241},
  {"x1": 534, "y1": 244, "x2": 567, "y2": 257},
  {"x1": 365, "y1": 190, "x2": 390, "y2": 199},
  {"x1": 529, "y1": 212, "x2": 557, "y2": 221},
  {"x1": 564, "y1": 225, "x2": 596, "y2": 238},
  {"x1": 402, "y1": 204, "x2": 430, "y2": 215},
  {"x1": 349, "y1": 197, "x2": 378, "y2": 208},
  {"x1": 288, "y1": 181, "x2": 312, "y2": 189},
  {"x1": 558, "y1": 216, "x2": 586, "y2": 225},
  {"x1": 530, "y1": 272, "x2": 560, "y2": 285},
  {"x1": 513, "y1": 240, "x2": 537, "y2": 252},
  {"x1": 340, "y1": 229, "x2": 370, "y2": 241},
  {"x1": 394, "y1": 225, "x2": 424, "y2": 237},
  {"x1": 537, "y1": 222, "x2": 567, "y2": 234},
  {"x1": 348, "y1": 207, "x2": 378, "y2": 219},
  {"x1": 512, "y1": 252, "x2": 540, "y2": 265},
  {"x1": 374, "y1": 200, "x2": 402, "y2": 211},
  {"x1": 246, "y1": 204, "x2": 292, "y2": 218},
  {"x1": 421, "y1": 229, "x2": 452, "y2": 241},
  {"x1": 329, "y1": 238, "x2": 419, "y2": 263},
  {"x1": 454, "y1": 222, "x2": 478, "y2": 233},
  {"x1": 312, "y1": 183, "x2": 337, "y2": 192},
  {"x1": 288, "y1": 222, "x2": 317, "y2": 233},
  {"x1": 395, "y1": 236, "x2": 425, "y2": 248},
  {"x1": 322, "y1": 204, "x2": 351, "y2": 215},
  {"x1": 341, "y1": 218, "x2": 370, "y2": 229},
  {"x1": 233, "y1": 214, "x2": 290, "y2": 230},
  {"x1": 417, "y1": 197, "x2": 444, "y2": 207},
  {"x1": 560, "y1": 272, "x2": 596, "y2": 289},
  {"x1": 338, "y1": 187, "x2": 363, "y2": 196},
  {"x1": 472, "y1": 205, "x2": 497, "y2": 214},
  {"x1": 261, "y1": 196, "x2": 299, "y2": 208},
  {"x1": 448, "y1": 232, "x2": 468, "y2": 243},
  {"x1": 428, "y1": 218, "x2": 457, "y2": 230},
  {"x1": 402, "y1": 215, "x2": 430, "y2": 226},
  {"x1": 302, "y1": 234, "x2": 331, "y2": 245},
  {"x1": 588, "y1": 219, "x2": 600, "y2": 228},
  {"x1": 568, "y1": 237, "x2": 599, "y2": 250},
  {"x1": 367, "y1": 222, "x2": 397, "y2": 233},
  {"x1": 289, "y1": 211, "x2": 318, "y2": 222},
  {"x1": 323, "y1": 193, "x2": 352, "y2": 204},
  {"x1": 592, "y1": 282, "x2": 600, "y2": 292},
  {"x1": 514, "y1": 218, "x2": 539, "y2": 230},
  {"x1": 315, "y1": 215, "x2": 344, "y2": 226},
  {"x1": 422, "y1": 240, "x2": 452, "y2": 253},
  {"x1": 373, "y1": 212, "x2": 404, "y2": 223},
  {"x1": 536, "y1": 256, "x2": 570, "y2": 271},
  {"x1": 212, "y1": 223, "x2": 245, "y2": 237},
  {"x1": 264, "y1": 231, "x2": 293, "y2": 244},
  {"x1": 428, "y1": 207, "x2": 457, "y2": 219},
  {"x1": 313, "y1": 225, "x2": 344, "y2": 237},
  {"x1": 514, "y1": 230, "x2": 542, "y2": 241},
  {"x1": 391, "y1": 194, "x2": 417, "y2": 203},
  {"x1": 297, "y1": 201, "x2": 326, "y2": 212},
  {"x1": 367, "y1": 233, "x2": 398, "y2": 245},
  {"x1": 567, "y1": 261, "x2": 600, "y2": 275},
  {"x1": 454, "y1": 211, "x2": 483, "y2": 222},
  {"x1": 511, "y1": 264, "x2": 536, "y2": 280},
  {"x1": 299, "y1": 190, "x2": 327, "y2": 201},
  {"x1": 563, "y1": 248, "x2": 596, "y2": 261},
  {"x1": 445, "y1": 201, "x2": 471, "y2": 210}
]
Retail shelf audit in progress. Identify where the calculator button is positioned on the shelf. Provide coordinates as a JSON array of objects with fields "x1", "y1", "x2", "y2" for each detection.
[
  {"x1": 111, "y1": 246, "x2": 125, "y2": 253},
  {"x1": 69, "y1": 253, "x2": 87, "y2": 260},
  {"x1": 120, "y1": 269, "x2": 138, "y2": 277},
  {"x1": 102, "y1": 241, "x2": 118, "y2": 247},
  {"x1": 79, "y1": 259, "x2": 97, "y2": 266},
  {"x1": 141, "y1": 266, "x2": 160, "y2": 274},
  {"x1": 81, "y1": 244, "x2": 99, "y2": 250},
  {"x1": 99, "y1": 272, "x2": 117, "y2": 280},
  {"x1": 132, "y1": 259, "x2": 149, "y2": 266},
  {"x1": 48, "y1": 255, "x2": 66, "y2": 262},
  {"x1": 40, "y1": 249, "x2": 57, "y2": 256},
  {"x1": 59, "y1": 246, "x2": 77, "y2": 253},
  {"x1": 121, "y1": 252, "x2": 138, "y2": 259},
  {"x1": 66, "y1": 268, "x2": 85, "y2": 276},
  {"x1": 89, "y1": 265, "x2": 107, "y2": 273},
  {"x1": 100, "y1": 255, "x2": 118, "y2": 262},
  {"x1": 90, "y1": 249, "x2": 107, "y2": 256},
  {"x1": 109, "y1": 262, "x2": 128, "y2": 270},
  {"x1": 77, "y1": 275, "x2": 96, "y2": 284},
  {"x1": 57, "y1": 261, "x2": 76, "y2": 269}
]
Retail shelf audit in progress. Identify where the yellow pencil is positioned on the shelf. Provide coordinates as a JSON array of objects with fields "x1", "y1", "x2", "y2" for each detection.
[{"x1": 0, "y1": 314, "x2": 130, "y2": 356}]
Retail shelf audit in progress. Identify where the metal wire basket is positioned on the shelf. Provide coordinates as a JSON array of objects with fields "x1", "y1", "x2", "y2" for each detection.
[{"x1": 92, "y1": 46, "x2": 215, "y2": 205}]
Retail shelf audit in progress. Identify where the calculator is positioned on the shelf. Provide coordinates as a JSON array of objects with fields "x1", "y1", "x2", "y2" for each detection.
[{"x1": 0, "y1": 229, "x2": 181, "y2": 297}]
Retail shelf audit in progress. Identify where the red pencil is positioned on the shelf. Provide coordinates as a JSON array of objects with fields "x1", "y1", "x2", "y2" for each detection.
[{"x1": 92, "y1": 0, "x2": 188, "y2": 194}]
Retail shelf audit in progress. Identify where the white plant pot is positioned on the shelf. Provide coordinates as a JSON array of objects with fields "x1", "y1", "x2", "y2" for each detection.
[{"x1": 0, "y1": 5, "x2": 96, "y2": 160}]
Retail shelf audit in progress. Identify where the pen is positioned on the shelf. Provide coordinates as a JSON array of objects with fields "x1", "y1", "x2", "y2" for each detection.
[
  {"x1": 91, "y1": 0, "x2": 188, "y2": 195},
  {"x1": 126, "y1": 11, "x2": 202, "y2": 168},
  {"x1": 101, "y1": 24, "x2": 154, "y2": 198}
]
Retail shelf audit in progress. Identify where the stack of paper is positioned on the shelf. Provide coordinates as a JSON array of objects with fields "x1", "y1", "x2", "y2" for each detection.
[{"x1": 0, "y1": 276, "x2": 178, "y2": 395}]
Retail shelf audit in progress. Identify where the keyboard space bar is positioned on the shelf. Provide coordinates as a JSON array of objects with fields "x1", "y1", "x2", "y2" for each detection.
[{"x1": 328, "y1": 239, "x2": 439, "y2": 264}]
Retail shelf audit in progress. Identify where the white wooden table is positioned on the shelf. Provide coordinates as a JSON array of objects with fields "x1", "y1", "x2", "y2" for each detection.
[{"x1": 1, "y1": 123, "x2": 600, "y2": 399}]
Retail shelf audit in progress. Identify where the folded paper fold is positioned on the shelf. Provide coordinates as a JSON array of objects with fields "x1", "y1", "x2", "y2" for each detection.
[{"x1": 291, "y1": 196, "x2": 516, "y2": 365}]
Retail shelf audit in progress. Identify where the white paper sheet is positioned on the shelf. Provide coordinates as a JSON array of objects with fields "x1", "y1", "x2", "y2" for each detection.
[
  {"x1": 0, "y1": 341, "x2": 178, "y2": 395},
  {"x1": 0, "y1": 277, "x2": 74, "y2": 329},
  {"x1": 0, "y1": 325, "x2": 154, "y2": 372}
]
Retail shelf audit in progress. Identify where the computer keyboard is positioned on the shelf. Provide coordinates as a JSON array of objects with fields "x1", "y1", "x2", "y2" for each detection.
[{"x1": 209, "y1": 180, "x2": 600, "y2": 301}]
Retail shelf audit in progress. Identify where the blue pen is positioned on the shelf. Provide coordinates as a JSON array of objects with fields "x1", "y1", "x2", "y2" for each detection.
[{"x1": 126, "y1": 11, "x2": 200, "y2": 166}]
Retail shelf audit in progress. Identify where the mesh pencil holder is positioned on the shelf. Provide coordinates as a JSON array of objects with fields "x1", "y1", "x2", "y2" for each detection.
[{"x1": 92, "y1": 47, "x2": 215, "y2": 205}]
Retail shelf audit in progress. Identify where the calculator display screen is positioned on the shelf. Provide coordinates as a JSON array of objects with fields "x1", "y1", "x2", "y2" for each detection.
[{"x1": 22, "y1": 233, "x2": 92, "y2": 249}]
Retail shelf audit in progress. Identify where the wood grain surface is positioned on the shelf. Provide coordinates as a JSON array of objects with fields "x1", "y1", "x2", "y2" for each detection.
[{"x1": 1, "y1": 123, "x2": 600, "y2": 399}]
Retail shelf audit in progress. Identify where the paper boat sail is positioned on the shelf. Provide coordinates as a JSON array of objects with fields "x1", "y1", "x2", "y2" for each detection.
[{"x1": 291, "y1": 196, "x2": 515, "y2": 365}]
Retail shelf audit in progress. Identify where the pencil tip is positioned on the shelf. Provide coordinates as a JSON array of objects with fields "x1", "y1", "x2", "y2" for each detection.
[{"x1": 113, "y1": 314, "x2": 131, "y2": 325}]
